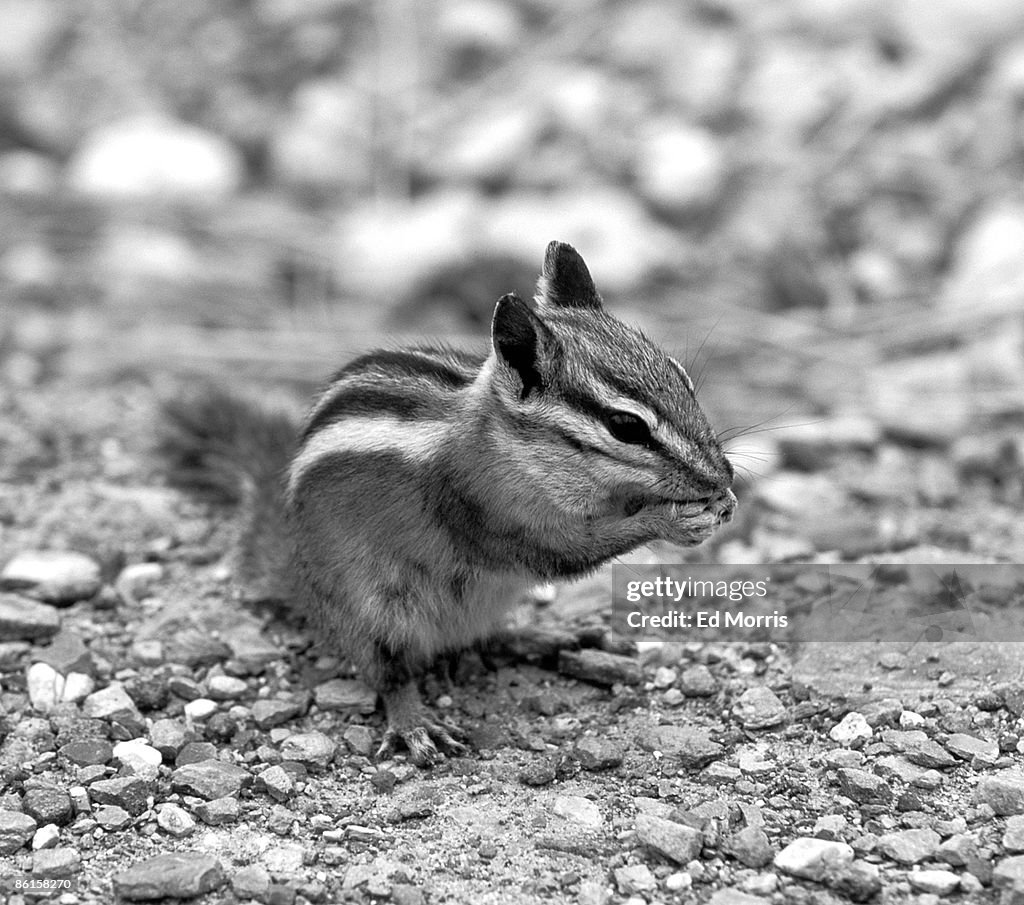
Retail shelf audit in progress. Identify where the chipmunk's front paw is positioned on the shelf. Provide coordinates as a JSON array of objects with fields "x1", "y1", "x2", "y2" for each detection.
[
  {"x1": 376, "y1": 715, "x2": 469, "y2": 767},
  {"x1": 659, "y1": 489, "x2": 737, "y2": 546}
]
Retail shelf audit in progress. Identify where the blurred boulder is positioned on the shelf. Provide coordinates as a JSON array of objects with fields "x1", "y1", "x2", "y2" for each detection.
[
  {"x1": 67, "y1": 115, "x2": 244, "y2": 200},
  {"x1": 634, "y1": 122, "x2": 726, "y2": 215},
  {"x1": 943, "y1": 203, "x2": 1024, "y2": 310},
  {"x1": 0, "y1": 0, "x2": 58, "y2": 75},
  {"x1": 268, "y1": 79, "x2": 373, "y2": 193}
]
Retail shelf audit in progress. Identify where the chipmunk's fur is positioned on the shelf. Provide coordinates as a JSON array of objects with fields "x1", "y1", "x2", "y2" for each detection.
[{"x1": 162, "y1": 242, "x2": 735, "y2": 765}]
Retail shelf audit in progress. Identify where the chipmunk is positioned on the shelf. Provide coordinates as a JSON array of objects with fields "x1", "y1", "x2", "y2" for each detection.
[{"x1": 163, "y1": 242, "x2": 736, "y2": 765}]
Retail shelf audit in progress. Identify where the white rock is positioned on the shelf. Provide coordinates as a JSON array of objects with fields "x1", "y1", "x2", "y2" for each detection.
[
  {"x1": 2, "y1": 550, "x2": 101, "y2": 604},
  {"x1": 67, "y1": 115, "x2": 243, "y2": 200},
  {"x1": 900, "y1": 710, "x2": 926, "y2": 728},
  {"x1": 944, "y1": 203, "x2": 1024, "y2": 309},
  {"x1": 635, "y1": 123, "x2": 726, "y2": 212},
  {"x1": 206, "y1": 675, "x2": 248, "y2": 701},
  {"x1": 262, "y1": 843, "x2": 305, "y2": 874},
  {"x1": 60, "y1": 672, "x2": 95, "y2": 704},
  {"x1": 31, "y1": 823, "x2": 59, "y2": 850},
  {"x1": 83, "y1": 682, "x2": 141, "y2": 721},
  {"x1": 830, "y1": 712, "x2": 873, "y2": 746},
  {"x1": 774, "y1": 837, "x2": 854, "y2": 881},
  {"x1": 115, "y1": 563, "x2": 165, "y2": 603},
  {"x1": 184, "y1": 699, "x2": 219, "y2": 723},
  {"x1": 27, "y1": 661, "x2": 63, "y2": 712},
  {"x1": 908, "y1": 868, "x2": 960, "y2": 896},
  {"x1": 552, "y1": 795, "x2": 602, "y2": 829},
  {"x1": 156, "y1": 803, "x2": 196, "y2": 838},
  {"x1": 113, "y1": 740, "x2": 163, "y2": 777}
]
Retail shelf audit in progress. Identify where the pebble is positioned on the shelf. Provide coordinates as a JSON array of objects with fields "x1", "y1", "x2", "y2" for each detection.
[
  {"x1": 576, "y1": 737, "x2": 624, "y2": 771},
  {"x1": 89, "y1": 777, "x2": 153, "y2": 816},
  {"x1": 0, "y1": 593, "x2": 61, "y2": 640},
  {"x1": 946, "y1": 732, "x2": 999, "y2": 766},
  {"x1": 114, "y1": 562, "x2": 164, "y2": 602},
  {"x1": 679, "y1": 664, "x2": 718, "y2": 697},
  {"x1": 184, "y1": 698, "x2": 219, "y2": 722},
  {"x1": 558, "y1": 649, "x2": 642, "y2": 686},
  {"x1": 639, "y1": 724, "x2": 723, "y2": 768},
  {"x1": 830, "y1": 712, "x2": 873, "y2": 745},
  {"x1": 653, "y1": 666, "x2": 677, "y2": 689},
  {"x1": 33, "y1": 846, "x2": 81, "y2": 878},
  {"x1": 95, "y1": 805, "x2": 134, "y2": 831},
  {"x1": 975, "y1": 770, "x2": 1024, "y2": 815},
  {"x1": 831, "y1": 861, "x2": 882, "y2": 901},
  {"x1": 27, "y1": 661, "x2": 63, "y2": 711},
  {"x1": 994, "y1": 855, "x2": 1024, "y2": 893},
  {"x1": 1, "y1": 550, "x2": 101, "y2": 604},
  {"x1": 22, "y1": 787, "x2": 74, "y2": 826},
  {"x1": 149, "y1": 719, "x2": 190, "y2": 760},
  {"x1": 774, "y1": 837, "x2": 854, "y2": 881},
  {"x1": 112, "y1": 740, "x2": 162, "y2": 779},
  {"x1": 724, "y1": 825, "x2": 774, "y2": 868},
  {"x1": 552, "y1": 795, "x2": 602, "y2": 829},
  {"x1": 314, "y1": 678, "x2": 378, "y2": 714},
  {"x1": 343, "y1": 725, "x2": 376, "y2": 758},
  {"x1": 876, "y1": 828, "x2": 940, "y2": 864},
  {"x1": 130, "y1": 640, "x2": 164, "y2": 666},
  {"x1": 61, "y1": 671, "x2": 95, "y2": 703},
  {"x1": 279, "y1": 731, "x2": 337, "y2": 771},
  {"x1": 518, "y1": 760, "x2": 556, "y2": 786},
  {"x1": 35, "y1": 629, "x2": 93, "y2": 675},
  {"x1": 31, "y1": 823, "x2": 59, "y2": 850},
  {"x1": 0, "y1": 809, "x2": 38, "y2": 854},
  {"x1": 171, "y1": 760, "x2": 249, "y2": 800},
  {"x1": 635, "y1": 122, "x2": 725, "y2": 212},
  {"x1": 733, "y1": 686, "x2": 787, "y2": 729},
  {"x1": 206, "y1": 675, "x2": 248, "y2": 701},
  {"x1": 908, "y1": 869, "x2": 960, "y2": 896},
  {"x1": 251, "y1": 698, "x2": 304, "y2": 729},
  {"x1": 157, "y1": 803, "x2": 196, "y2": 838},
  {"x1": 614, "y1": 864, "x2": 657, "y2": 895},
  {"x1": 1005, "y1": 815, "x2": 1024, "y2": 852},
  {"x1": 83, "y1": 682, "x2": 143, "y2": 724},
  {"x1": 232, "y1": 864, "x2": 272, "y2": 900},
  {"x1": 813, "y1": 815, "x2": 847, "y2": 840},
  {"x1": 937, "y1": 833, "x2": 979, "y2": 867},
  {"x1": 194, "y1": 796, "x2": 239, "y2": 826},
  {"x1": 837, "y1": 767, "x2": 892, "y2": 805},
  {"x1": 708, "y1": 890, "x2": 766, "y2": 905},
  {"x1": 112, "y1": 852, "x2": 227, "y2": 900},
  {"x1": 257, "y1": 765, "x2": 296, "y2": 802},
  {"x1": 635, "y1": 814, "x2": 702, "y2": 864},
  {"x1": 176, "y1": 741, "x2": 218, "y2": 765}
]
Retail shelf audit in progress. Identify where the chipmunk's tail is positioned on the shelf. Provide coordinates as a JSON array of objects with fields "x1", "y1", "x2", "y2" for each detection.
[{"x1": 158, "y1": 387, "x2": 298, "y2": 601}]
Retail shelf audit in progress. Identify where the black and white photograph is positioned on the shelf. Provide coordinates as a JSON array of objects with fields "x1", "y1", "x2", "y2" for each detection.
[{"x1": 1, "y1": 0, "x2": 1024, "y2": 902}]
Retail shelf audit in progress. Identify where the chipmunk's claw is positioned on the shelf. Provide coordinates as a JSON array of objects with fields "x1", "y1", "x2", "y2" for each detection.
[{"x1": 376, "y1": 718, "x2": 469, "y2": 767}]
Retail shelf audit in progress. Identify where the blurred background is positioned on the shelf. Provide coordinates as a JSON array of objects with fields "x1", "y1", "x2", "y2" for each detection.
[{"x1": 1, "y1": 0, "x2": 1023, "y2": 560}]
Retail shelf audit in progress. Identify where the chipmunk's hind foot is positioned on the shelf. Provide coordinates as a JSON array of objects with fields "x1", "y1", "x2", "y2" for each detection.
[{"x1": 376, "y1": 717, "x2": 469, "y2": 767}]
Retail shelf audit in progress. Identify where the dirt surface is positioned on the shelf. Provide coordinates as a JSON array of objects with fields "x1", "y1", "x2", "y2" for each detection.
[{"x1": 0, "y1": 372, "x2": 1023, "y2": 905}]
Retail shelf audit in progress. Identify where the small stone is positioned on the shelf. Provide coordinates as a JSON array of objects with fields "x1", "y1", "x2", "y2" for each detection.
[
  {"x1": 175, "y1": 741, "x2": 217, "y2": 765},
  {"x1": 937, "y1": 833, "x2": 979, "y2": 867},
  {"x1": 733, "y1": 686, "x2": 787, "y2": 729},
  {"x1": 194, "y1": 796, "x2": 239, "y2": 826},
  {"x1": 0, "y1": 593, "x2": 61, "y2": 640},
  {"x1": 233, "y1": 864, "x2": 272, "y2": 900},
  {"x1": 112, "y1": 852, "x2": 227, "y2": 900},
  {"x1": 830, "y1": 712, "x2": 873, "y2": 745},
  {"x1": 908, "y1": 869, "x2": 960, "y2": 896},
  {"x1": 724, "y1": 825, "x2": 774, "y2": 868},
  {"x1": 830, "y1": 861, "x2": 882, "y2": 901},
  {"x1": 614, "y1": 863, "x2": 657, "y2": 895},
  {"x1": 130, "y1": 639, "x2": 164, "y2": 666},
  {"x1": 708, "y1": 891, "x2": 766, "y2": 905},
  {"x1": 946, "y1": 732, "x2": 999, "y2": 766},
  {"x1": 125, "y1": 675, "x2": 170, "y2": 711},
  {"x1": 206, "y1": 675, "x2": 248, "y2": 701},
  {"x1": 35, "y1": 629, "x2": 93, "y2": 674},
  {"x1": 576, "y1": 737, "x2": 624, "y2": 770},
  {"x1": 638, "y1": 724, "x2": 723, "y2": 768},
  {"x1": 149, "y1": 719, "x2": 190, "y2": 760},
  {"x1": 157, "y1": 803, "x2": 196, "y2": 838},
  {"x1": 32, "y1": 846, "x2": 81, "y2": 878},
  {"x1": 877, "y1": 828, "x2": 940, "y2": 864},
  {"x1": 653, "y1": 666, "x2": 677, "y2": 688},
  {"x1": 279, "y1": 731, "x2": 336, "y2": 771},
  {"x1": 115, "y1": 562, "x2": 164, "y2": 602},
  {"x1": 89, "y1": 777, "x2": 153, "y2": 817},
  {"x1": 635, "y1": 122, "x2": 725, "y2": 213},
  {"x1": 0, "y1": 809, "x2": 37, "y2": 854},
  {"x1": 23, "y1": 787, "x2": 73, "y2": 826},
  {"x1": 343, "y1": 725, "x2": 375, "y2": 758},
  {"x1": 837, "y1": 768, "x2": 892, "y2": 805},
  {"x1": 61, "y1": 672, "x2": 95, "y2": 703},
  {"x1": 184, "y1": 698, "x2": 219, "y2": 722},
  {"x1": 679, "y1": 664, "x2": 718, "y2": 697},
  {"x1": 558, "y1": 649, "x2": 642, "y2": 686},
  {"x1": 774, "y1": 837, "x2": 854, "y2": 881},
  {"x1": 1, "y1": 550, "x2": 101, "y2": 604},
  {"x1": 172, "y1": 760, "x2": 249, "y2": 800},
  {"x1": 113, "y1": 740, "x2": 162, "y2": 779},
  {"x1": 314, "y1": 678, "x2": 377, "y2": 714},
  {"x1": 518, "y1": 760, "x2": 556, "y2": 786},
  {"x1": 31, "y1": 823, "x2": 60, "y2": 850},
  {"x1": 83, "y1": 682, "x2": 143, "y2": 724},
  {"x1": 1005, "y1": 815, "x2": 1024, "y2": 852},
  {"x1": 994, "y1": 854, "x2": 1024, "y2": 893},
  {"x1": 27, "y1": 661, "x2": 64, "y2": 712},
  {"x1": 95, "y1": 805, "x2": 134, "y2": 831},
  {"x1": 976, "y1": 771, "x2": 1024, "y2": 815},
  {"x1": 257, "y1": 765, "x2": 295, "y2": 802},
  {"x1": 813, "y1": 815, "x2": 847, "y2": 840},
  {"x1": 552, "y1": 795, "x2": 602, "y2": 829},
  {"x1": 251, "y1": 697, "x2": 304, "y2": 729},
  {"x1": 904, "y1": 739, "x2": 958, "y2": 770},
  {"x1": 635, "y1": 813, "x2": 702, "y2": 864}
]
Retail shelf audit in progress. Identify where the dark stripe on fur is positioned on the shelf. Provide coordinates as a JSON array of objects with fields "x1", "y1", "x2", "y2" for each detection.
[
  {"x1": 330, "y1": 348, "x2": 478, "y2": 388},
  {"x1": 303, "y1": 383, "x2": 446, "y2": 439}
]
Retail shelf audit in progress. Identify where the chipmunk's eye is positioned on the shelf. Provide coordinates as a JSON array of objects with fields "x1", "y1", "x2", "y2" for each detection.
[{"x1": 605, "y1": 411, "x2": 653, "y2": 446}]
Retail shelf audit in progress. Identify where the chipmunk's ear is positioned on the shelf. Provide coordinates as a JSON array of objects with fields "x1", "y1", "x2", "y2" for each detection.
[
  {"x1": 491, "y1": 292, "x2": 557, "y2": 398},
  {"x1": 537, "y1": 241, "x2": 602, "y2": 310}
]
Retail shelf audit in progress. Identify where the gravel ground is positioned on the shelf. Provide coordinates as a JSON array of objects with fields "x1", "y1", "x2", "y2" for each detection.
[{"x1": 0, "y1": 379, "x2": 1023, "y2": 905}]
